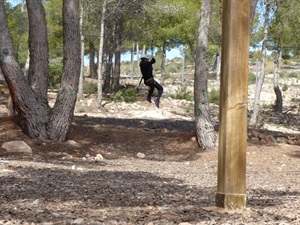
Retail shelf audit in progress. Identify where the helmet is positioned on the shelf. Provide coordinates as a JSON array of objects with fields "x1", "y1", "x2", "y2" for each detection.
[{"x1": 140, "y1": 54, "x2": 148, "y2": 59}]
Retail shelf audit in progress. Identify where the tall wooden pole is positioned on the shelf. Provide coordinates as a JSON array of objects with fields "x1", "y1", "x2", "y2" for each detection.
[{"x1": 216, "y1": 0, "x2": 250, "y2": 210}]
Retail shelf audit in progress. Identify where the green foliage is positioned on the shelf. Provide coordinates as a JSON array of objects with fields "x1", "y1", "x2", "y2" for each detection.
[
  {"x1": 113, "y1": 85, "x2": 138, "y2": 102},
  {"x1": 282, "y1": 83, "x2": 288, "y2": 91},
  {"x1": 282, "y1": 60, "x2": 293, "y2": 66},
  {"x1": 6, "y1": 4, "x2": 28, "y2": 67},
  {"x1": 171, "y1": 86, "x2": 193, "y2": 101},
  {"x1": 48, "y1": 58, "x2": 63, "y2": 89},
  {"x1": 248, "y1": 73, "x2": 257, "y2": 85},
  {"x1": 249, "y1": 51, "x2": 262, "y2": 62},
  {"x1": 287, "y1": 71, "x2": 300, "y2": 79},
  {"x1": 209, "y1": 88, "x2": 220, "y2": 105},
  {"x1": 83, "y1": 81, "x2": 97, "y2": 94},
  {"x1": 280, "y1": 71, "x2": 300, "y2": 79},
  {"x1": 45, "y1": 0, "x2": 63, "y2": 58},
  {"x1": 279, "y1": 71, "x2": 285, "y2": 79}
]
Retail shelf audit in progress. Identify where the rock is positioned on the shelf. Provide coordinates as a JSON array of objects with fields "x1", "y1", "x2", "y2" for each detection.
[
  {"x1": 276, "y1": 137, "x2": 288, "y2": 144},
  {"x1": 95, "y1": 153, "x2": 104, "y2": 160},
  {"x1": 191, "y1": 136, "x2": 197, "y2": 142},
  {"x1": 28, "y1": 199, "x2": 40, "y2": 208},
  {"x1": 73, "y1": 218, "x2": 84, "y2": 224},
  {"x1": 137, "y1": 152, "x2": 146, "y2": 158},
  {"x1": 2, "y1": 140, "x2": 32, "y2": 154},
  {"x1": 258, "y1": 133, "x2": 267, "y2": 139},
  {"x1": 266, "y1": 135, "x2": 277, "y2": 143},
  {"x1": 252, "y1": 131, "x2": 260, "y2": 138},
  {"x1": 66, "y1": 140, "x2": 80, "y2": 147},
  {"x1": 286, "y1": 139, "x2": 294, "y2": 145}
]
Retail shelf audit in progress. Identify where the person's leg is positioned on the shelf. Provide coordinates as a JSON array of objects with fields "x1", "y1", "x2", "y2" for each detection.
[
  {"x1": 147, "y1": 86, "x2": 155, "y2": 102},
  {"x1": 145, "y1": 79, "x2": 155, "y2": 103},
  {"x1": 153, "y1": 80, "x2": 163, "y2": 108}
]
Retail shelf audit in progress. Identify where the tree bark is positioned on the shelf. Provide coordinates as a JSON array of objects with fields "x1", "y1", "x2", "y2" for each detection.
[
  {"x1": 0, "y1": 0, "x2": 49, "y2": 140},
  {"x1": 97, "y1": 0, "x2": 107, "y2": 106},
  {"x1": 194, "y1": 0, "x2": 217, "y2": 150},
  {"x1": 113, "y1": 18, "x2": 122, "y2": 93},
  {"x1": 104, "y1": 51, "x2": 113, "y2": 94},
  {"x1": 160, "y1": 41, "x2": 166, "y2": 86},
  {"x1": 48, "y1": 0, "x2": 81, "y2": 141},
  {"x1": 26, "y1": 0, "x2": 49, "y2": 102},
  {"x1": 89, "y1": 42, "x2": 97, "y2": 79},
  {"x1": 273, "y1": 46, "x2": 283, "y2": 112},
  {"x1": 78, "y1": 0, "x2": 85, "y2": 99}
]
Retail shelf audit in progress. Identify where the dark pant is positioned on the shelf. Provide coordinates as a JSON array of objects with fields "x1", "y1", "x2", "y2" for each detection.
[{"x1": 144, "y1": 78, "x2": 163, "y2": 99}]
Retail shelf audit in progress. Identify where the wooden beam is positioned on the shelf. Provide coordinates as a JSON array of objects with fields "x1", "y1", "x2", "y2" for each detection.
[{"x1": 216, "y1": 0, "x2": 250, "y2": 210}]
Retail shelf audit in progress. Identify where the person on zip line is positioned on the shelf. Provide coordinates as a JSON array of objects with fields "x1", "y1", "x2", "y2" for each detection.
[{"x1": 139, "y1": 54, "x2": 163, "y2": 108}]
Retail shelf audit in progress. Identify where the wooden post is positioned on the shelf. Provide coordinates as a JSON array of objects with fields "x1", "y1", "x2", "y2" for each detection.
[{"x1": 216, "y1": 0, "x2": 250, "y2": 210}]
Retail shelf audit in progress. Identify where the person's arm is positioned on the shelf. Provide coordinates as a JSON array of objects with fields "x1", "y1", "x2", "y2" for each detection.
[{"x1": 149, "y1": 58, "x2": 156, "y2": 64}]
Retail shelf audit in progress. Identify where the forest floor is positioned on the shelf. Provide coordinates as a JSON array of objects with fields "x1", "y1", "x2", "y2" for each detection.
[{"x1": 0, "y1": 75, "x2": 300, "y2": 225}]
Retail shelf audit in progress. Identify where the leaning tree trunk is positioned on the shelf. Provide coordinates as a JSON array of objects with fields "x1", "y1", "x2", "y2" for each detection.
[
  {"x1": 48, "y1": 0, "x2": 81, "y2": 141},
  {"x1": 0, "y1": 0, "x2": 49, "y2": 140},
  {"x1": 194, "y1": 0, "x2": 217, "y2": 150},
  {"x1": 273, "y1": 46, "x2": 283, "y2": 112},
  {"x1": 249, "y1": 0, "x2": 270, "y2": 127}
]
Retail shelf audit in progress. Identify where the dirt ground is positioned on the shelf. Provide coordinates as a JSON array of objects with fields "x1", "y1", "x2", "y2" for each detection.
[{"x1": 0, "y1": 83, "x2": 300, "y2": 224}]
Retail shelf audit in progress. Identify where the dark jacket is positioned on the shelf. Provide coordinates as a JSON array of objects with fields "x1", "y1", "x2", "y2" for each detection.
[{"x1": 139, "y1": 58, "x2": 156, "y2": 81}]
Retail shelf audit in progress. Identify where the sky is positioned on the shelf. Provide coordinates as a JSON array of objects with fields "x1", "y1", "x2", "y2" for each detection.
[
  {"x1": 121, "y1": 48, "x2": 182, "y2": 62},
  {"x1": 7, "y1": 0, "x2": 19, "y2": 7}
]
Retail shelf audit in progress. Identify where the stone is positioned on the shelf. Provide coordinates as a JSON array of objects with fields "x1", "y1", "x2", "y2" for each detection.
[
  {"x1": 2, "y1": 140, "x2": 32, "y2": 154},
  {"x1": 276, "y1": 137, "x2": 288, "y2": 144},
  {"x1": 137, "y1": 152, "x2": 146, "y2": 158},
  {"x1": 266, "y1": 135, "x2": 277, "y2": 143}
]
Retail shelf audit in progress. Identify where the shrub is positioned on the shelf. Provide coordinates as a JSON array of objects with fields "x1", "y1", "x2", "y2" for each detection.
[
  {"x1": 113, "y1": 85, "x2": 138, "y2": 102},
  {"x1": 209, "y1": 88, "x2": 220, "y2": 105},
  {"x1": 248, "y1": 73, "x2": 257, "y2": 85},
  {"x1": 279, "y1": 71, "x2": 286, "y2": 79},
  {"x1": 83, "y1": 81, "x2": 97, "y2": 94},
  {"x1": 49, "y1": 58, "x2": 63, "y2": 89},
  {"x1": 282, "y1": 83, "x2": 288, "y2": 91},
  {"x1": 171, "y1": 86, "x2": 193, "y2": 101},
  {"x1": 287, "y1": 72, "x2": 300, "y2": 79}
]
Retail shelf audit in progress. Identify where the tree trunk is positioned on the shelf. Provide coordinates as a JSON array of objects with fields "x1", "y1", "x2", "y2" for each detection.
[
  {"x1": 194, "y1": 0, "x2": 217, "y2": 150},
  {"x1": 1, "y1": 0, "x2": 81, "y2": 142},
  {"x1": 249, "y1": 0, "x2": 270, "y2": 127},
  {"x1": 113, "y1": 18, "x2": 122, "y2": 93},
  {"x1": 160, "y1": 41, "x2": 166, "y2": 86},
  {"x1": 136, "y1": 43, "x2": 140, "y2": 77},
  {"x1": 48, "y1": 0, "x2": 81, "y2": 141},
  {"x1": 104, "y1": 51, "x2": 113, "y2": 94},
  {"x1": 89, "y1": 42, "x2": 97, "y2": 79},
  {"x1": 78, "y1": 0, "x2": 85, "y2": 99},
  {"x1": 130, "y1": 42, "x2": 135, "y2": 79},
  {"x1": 273, "y1": 46, "x2": 283, "y2": 112},
  {"x1": 26, "y1": 0, "x2": 49, "y2": 102},
  {"x1": 97, "y1": 0, "x2": 107, "y2": 106},
  {"x1": 0, "y1": 0, "x2": 49, "y2": 140}
]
